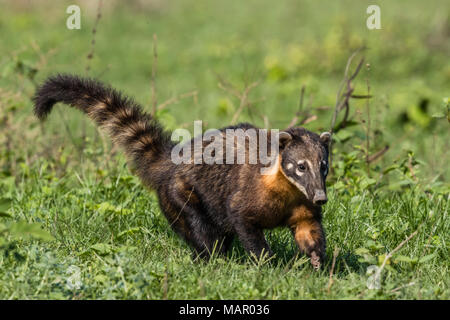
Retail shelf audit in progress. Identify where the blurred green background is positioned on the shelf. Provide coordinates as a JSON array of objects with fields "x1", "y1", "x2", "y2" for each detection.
[{"x1": 0, "y1": 0, "x2": 448, "y2": 181}]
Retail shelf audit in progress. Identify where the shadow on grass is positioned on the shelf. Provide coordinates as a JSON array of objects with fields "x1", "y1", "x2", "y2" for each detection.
[
  {"x1": 222, "y1": 235, "x2": 367, "y2": 277},
  {"x1": 158, "y1": 224, "x2": 367, "y2": 276}
]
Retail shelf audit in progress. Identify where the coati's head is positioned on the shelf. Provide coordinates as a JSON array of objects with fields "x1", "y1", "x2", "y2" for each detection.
[{"x1": 278, "y1": 128, "x2": 331, "y2": 206}]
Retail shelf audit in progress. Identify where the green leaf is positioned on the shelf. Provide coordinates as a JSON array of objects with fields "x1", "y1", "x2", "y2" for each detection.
[
  {"x1": 0, "y1": 198, "x2": 12, "y2": 216},
  {"x1": 0, "y1": 212, "x2": 12, "y2": 218},
  {"x1": 418, "y1": 253, "x2": 436, "y2": 264},
  {"x1": 364, "y1": 240, "x2": 384, "y2": 251},
  {"x1": 335, "y1": 129, "x2": 354, "y2": 142},
  {"x1": 360, "y1": 177, "x2": 376, "y2": 189},
  {"x1": 355, "y1": 247, "x2": 370, "y2": 256},
  {"x1": 118, "y1": 227, "x2": 140, "y2": 238},
  {"x1": 378, "y1": 254, "x2": 391, "y2": 265},
  {"x1": 357, "y1": 255, "x2": 377, "y2": 265},
  {"x1": 393, "y1": 255, "x2": 417, "y2": 264},
  {"x1": 96, "y1": 202, "x2": 116, "y2": 214},
  {"x1": 383, "y1": 164, "x2": 399, "y2": 174},
  {"x1": 9, "y1": 221, "x2": 54, "y2": 241},
  {"x1": 91, "y1": 243, "x2": 113, "y2": 255}
]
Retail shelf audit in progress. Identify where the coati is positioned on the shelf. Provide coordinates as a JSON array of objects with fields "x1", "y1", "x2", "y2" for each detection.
[{"x1": 33, "y1": 74, "x2": 331, "y2": 269}]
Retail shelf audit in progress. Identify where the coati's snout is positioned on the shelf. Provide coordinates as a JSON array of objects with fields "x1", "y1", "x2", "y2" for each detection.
[
  {"x1": 278, "y1": 129, "x2": 331, "y2": 205},
  {"x1": 313, "y1": 189, "x2": 327, "y2": 206}
]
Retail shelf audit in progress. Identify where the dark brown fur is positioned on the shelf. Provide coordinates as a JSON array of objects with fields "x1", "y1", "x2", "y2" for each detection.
[{"x1": 33, "y1": 74, "x2": 330, "y2": 267}]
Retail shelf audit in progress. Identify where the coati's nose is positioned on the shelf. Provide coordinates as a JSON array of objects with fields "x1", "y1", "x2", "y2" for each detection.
[{"x1": 313, "y1": 190, "x2": 327, "y2": 205}]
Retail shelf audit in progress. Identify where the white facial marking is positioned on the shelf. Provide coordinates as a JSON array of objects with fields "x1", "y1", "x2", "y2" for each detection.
[
  {"x1": 286, "y1": 163, "x2": 294, "y2": 170},
  {"x1": 304, "y1": 159, "x2": 315, "y2": 178},
  {"x1": 286, "y1": 176, "x2": 308, "y2": 199},
  {"x1": 279, "y1": 163, "x2": 309, "y2": 199},
  {"x1": 296, "y1": 160, "x2": 306, "y2": 176}
]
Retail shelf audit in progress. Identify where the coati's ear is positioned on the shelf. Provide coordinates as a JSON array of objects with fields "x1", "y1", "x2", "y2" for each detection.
[
  {"x1": 279, "y1": 131, "x2": 292, "y2": 150},
  {"x1": 319, "y1": 132, "x2": 331, "y2": 146}
]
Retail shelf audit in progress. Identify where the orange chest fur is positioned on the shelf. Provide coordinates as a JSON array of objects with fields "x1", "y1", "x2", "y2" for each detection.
[
  {"x1": 260, "y1": 157, "x2": 298, "y2": 204},
  {"x1": 257, "y1": 157, "x2": 319, "y2": 227},
  {"x1": 251, "y1": 160, "x2": 298, "y2": 226}
]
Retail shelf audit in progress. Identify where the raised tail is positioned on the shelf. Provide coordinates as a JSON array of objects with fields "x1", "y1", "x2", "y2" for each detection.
[{"x1": 33, "y1": 74, "x2": 173, "y2": 187}]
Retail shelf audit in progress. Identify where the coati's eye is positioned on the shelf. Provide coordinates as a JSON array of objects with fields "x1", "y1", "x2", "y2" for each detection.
[{"x1": 298, "y1": 163, "x2": 306, "y2": 172}]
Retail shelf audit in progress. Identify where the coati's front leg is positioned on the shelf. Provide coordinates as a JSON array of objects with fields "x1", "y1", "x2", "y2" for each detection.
[
  {"x1": 292, "y1": 219, "x2": 326, "y2": 269},
  {"x1": 289, "y1": 206, "x2": 326, "y2": 269}
]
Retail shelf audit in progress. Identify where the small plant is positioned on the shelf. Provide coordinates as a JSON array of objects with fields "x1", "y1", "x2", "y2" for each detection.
[{"x1": 0, "y1": 197, "x2": 54, "y2": 262}]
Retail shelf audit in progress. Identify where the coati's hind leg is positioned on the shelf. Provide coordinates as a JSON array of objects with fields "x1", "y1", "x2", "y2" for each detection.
[
  {"x1": 227, "y1": 210, "x2": 273, "y2": 259},
  {"x1": 158, "y1": 187, "x2": 231, "y2": 259},
  {"x1": 226, "y1": 192, "x2": 273, "y2": 260},
  {"x1": 233, "y1": 217, "x2": 273, "y2": 259}
]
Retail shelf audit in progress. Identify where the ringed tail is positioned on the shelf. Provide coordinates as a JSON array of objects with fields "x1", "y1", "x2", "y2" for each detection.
[{"x1": 33, "y1": 74, "x2": 173, "y2": 187}]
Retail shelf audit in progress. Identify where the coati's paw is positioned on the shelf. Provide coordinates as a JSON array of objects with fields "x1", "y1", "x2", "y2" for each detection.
[
  {"x1": 310, "y1": 251, "x2": 322, "y2": 270},
  {"x1": 296, "y1": 239, "x2": 325, "y2": 269}
]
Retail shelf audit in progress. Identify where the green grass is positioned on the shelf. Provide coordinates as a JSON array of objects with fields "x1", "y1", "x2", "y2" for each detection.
[
  {"x1": 0, "y1": 0, "x2": 449, "y2": 299},
  {"x1": 1, "y1": 163, "x2": 449, "y2": 299}
]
